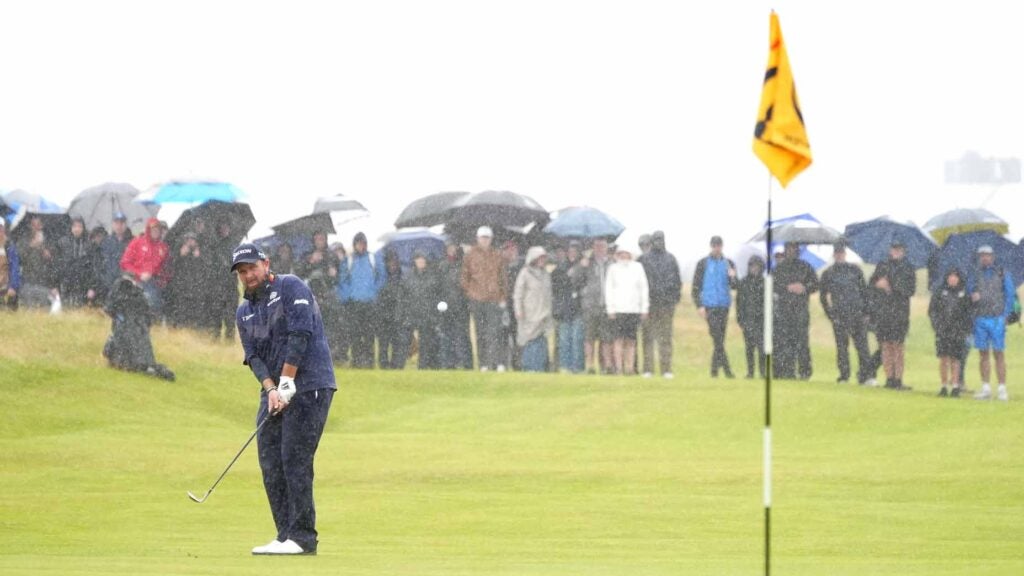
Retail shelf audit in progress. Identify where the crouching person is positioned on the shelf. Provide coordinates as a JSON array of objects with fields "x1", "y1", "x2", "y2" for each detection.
[{"x1": 103, "y1": 275, "x2": 175, "y2": 380}]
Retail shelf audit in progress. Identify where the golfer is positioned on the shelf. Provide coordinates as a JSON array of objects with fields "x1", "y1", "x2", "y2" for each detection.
[{"x1": 232, "y1": 243, "x2": 336, "y2": 556}]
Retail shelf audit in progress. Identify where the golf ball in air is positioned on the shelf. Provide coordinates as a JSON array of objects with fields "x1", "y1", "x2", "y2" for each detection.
[{"x1": 437, "y1": 301, "x2": 448, "y2": 312}]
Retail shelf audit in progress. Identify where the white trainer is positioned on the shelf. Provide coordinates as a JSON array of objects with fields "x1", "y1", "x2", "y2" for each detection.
[
  {"x1": 663, "y1": 372, "x2": 675, "y2": 380},
  {"x1": 480, "y1": 366, "x2": 489, "y2": 372},
  {"x1": 974, "y1": 384, "x2": 992, "y2": 400},
  {"x1": 257, "y1": 539, "x2": 313, "y2": 555},
  {"x1": 642, "y1": 372, "x2": 653, "y2": 378},
  {"x1": 251, "y1": 539, "x2": 282, "y2": 555},
  {"x1": 997, "y1": 385, "x2": 1009, "y2": 402},
  {"x1": 496, "y1": 364, "x2": 506, "y2": 373},
  {"x1": 863, "y1": 378, "x2": 879, "y2": 387}
]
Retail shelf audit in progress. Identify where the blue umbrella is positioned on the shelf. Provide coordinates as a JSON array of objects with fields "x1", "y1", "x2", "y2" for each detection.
[
  {"x1": 376, "y1": 229, "x2": 447, "y2": 268},
  {"x1": 933, "y1": 230, "x2": 1024, "y2": 289},
  {"x1": 147, "y1": 181, "x2": 245, "y2": 204},
  {"x1": 544, "y1": 206, "x2": 625, "y2": 240},
  {"x1": 4, "y1": 189, "x2": 64, "y2": 213},
  {"x1": 844, "y1": 216, "x2": 937, "y2": 269}
]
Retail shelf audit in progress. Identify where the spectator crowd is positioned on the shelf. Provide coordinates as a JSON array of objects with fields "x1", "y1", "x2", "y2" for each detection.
[{"x1": 0, "y1": 215, "x2": 1016, "y2": 401}]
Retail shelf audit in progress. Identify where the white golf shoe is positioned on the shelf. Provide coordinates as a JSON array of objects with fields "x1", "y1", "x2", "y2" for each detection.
[
  {"x1": 251, "y1": 539, "x2": 282, "y2": 554},
  {"x1": 997, "y1": 385, "x2": 1009, "y2": 402},
  {"x1": 253, "y1": 539, "x2": 315, "y2": 555},
  {"x1": 974, "y1": 384, "x2": 992, "y2": 400}
]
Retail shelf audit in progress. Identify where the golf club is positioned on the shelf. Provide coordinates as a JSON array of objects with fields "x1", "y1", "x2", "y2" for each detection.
[{"x1": 187, "y1": 415, "x2": 269, "y2": 503}]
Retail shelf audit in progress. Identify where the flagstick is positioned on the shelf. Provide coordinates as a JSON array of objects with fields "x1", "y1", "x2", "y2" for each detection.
[{"x1": 763, "y1": 173, "x2": 774, "y2": 576}]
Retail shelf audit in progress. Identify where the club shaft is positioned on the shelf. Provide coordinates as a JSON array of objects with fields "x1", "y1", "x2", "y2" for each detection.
[{"x1": 193, "y1": 416, "x2": 269, "y2": 501}]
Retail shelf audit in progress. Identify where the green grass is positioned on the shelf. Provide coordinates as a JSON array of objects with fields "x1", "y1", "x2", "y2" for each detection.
[{"x1": 1, "y1": 291, "x2": 1022, "y2": 575}]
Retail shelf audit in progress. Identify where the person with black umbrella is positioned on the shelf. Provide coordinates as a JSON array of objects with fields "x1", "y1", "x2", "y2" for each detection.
[{"x1": 869, "y1": 241, "x2": 916, "y2": 391}]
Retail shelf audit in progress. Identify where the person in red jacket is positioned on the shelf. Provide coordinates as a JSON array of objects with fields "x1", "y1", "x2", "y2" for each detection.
[{"x1": 120, "y1": 217, "x2": 169, "y2": 315}]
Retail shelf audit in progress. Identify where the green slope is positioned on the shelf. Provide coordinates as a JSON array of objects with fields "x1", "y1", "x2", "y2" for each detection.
[{"x1": 1, "y1": 304, "x2": 1021, "y2": 575}]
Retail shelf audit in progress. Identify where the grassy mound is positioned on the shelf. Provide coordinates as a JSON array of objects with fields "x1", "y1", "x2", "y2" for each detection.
[{"x1": 0, "y1": 302, "x2": 1021, "y2": 575}]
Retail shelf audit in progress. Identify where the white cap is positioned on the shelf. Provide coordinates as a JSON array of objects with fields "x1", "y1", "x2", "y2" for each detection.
[
  {"x1": 477, "y1": 225, "x2": 493, "y2": 238},
  {"x1": 977, "y1": 244, "x2": 994, "y2": 255},
  {"x1": 526, "y1": 245, "x2": 547, "y2": 264}
]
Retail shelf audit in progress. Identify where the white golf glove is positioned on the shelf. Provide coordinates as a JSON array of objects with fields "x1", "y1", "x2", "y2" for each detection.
[{"x1": 277, "y1": 376, "x2": 297, "y2": 403}]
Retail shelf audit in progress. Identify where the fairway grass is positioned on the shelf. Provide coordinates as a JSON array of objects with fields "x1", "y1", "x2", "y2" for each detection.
[{"x1": 1, "y1": 299, "x2": 1022, "y2": 575}]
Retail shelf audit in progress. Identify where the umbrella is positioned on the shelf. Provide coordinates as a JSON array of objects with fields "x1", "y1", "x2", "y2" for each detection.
[
  {"x1": 731, "y1": 241, "x2": 829, "y2": 276},
  {"x1": 164, "y1": 200, "x2": 255, "y2": 248},
  {"x1": 145, "y1": 181, "x2": 245, "y2": 205},
  {"x1": 843, "y1": 216, "x2": 937, "y2": 269},
  {"x1": 271, "y1": 212, "x2": 337, "y2": 239},
  {"x1": 394, "y1": 191, "x2": 471, "y2": 228},
  {"x1": 923, "y1": 207, "x2": 1009, "y2": 245},
  {"x1": 10, "y1": 212, "x2": 72, "y2": 244},
  {"x1": 932, "y1": 230, "x2": 1024, "y2": 289},
  {"x1": 313, "y1": 194, "x2": 368, "y2": 214},
  {"x1": 544, "y1": 206, "x2": 625, "y2": 240},
  {"x1": 4, "y1": 189, "x2": 63, "y2": 214},
  {"x1": 68, "y1": 182, "x2": 159, "y2": 235},
  {"x1": 252, "y1": 234, "x2": 314, "y2": 260},
  {"x1": 749, "y1": 221, "x2": 842, "y2": 245},
  {"x1": 447, "y1": 190, "x2": 549, "y2": 229},
  {"x1": 376, "y1": 229, "x2": 448, "y2": 268}
]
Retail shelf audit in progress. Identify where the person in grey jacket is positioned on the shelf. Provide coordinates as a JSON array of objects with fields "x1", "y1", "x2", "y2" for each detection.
[
  {"x1": 638, "y1": 230, "x2": 681, "y2": 379},
  {"x1": 571, "y1": 238, "x2": 614, "y2": 374}
]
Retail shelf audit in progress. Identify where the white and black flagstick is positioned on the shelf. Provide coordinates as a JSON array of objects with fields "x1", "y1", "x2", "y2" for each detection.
[{"x1": 763, "y1": 174, "x2": 775, "y2": 576}]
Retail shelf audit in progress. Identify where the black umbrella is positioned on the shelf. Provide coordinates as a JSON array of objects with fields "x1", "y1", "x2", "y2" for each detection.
[
  {"x1": 271, "y1": 212, "x2": 337, "y2": 238},
  {"x1": 10, "y1": 212, "x2": 72, "y2": 244},
  {"x1": 69, "y1": 182, "x2": 159, "y2": 235},
  {"x1": 446, "y1": 190, "x2": 549, "y2": 229},
  {"x1": 394, "y1": 191, "x2": 471, "y2": 228},
  {"x1": 749, "y1": 221, "x2": 842, "y2": 245},
  {"x1": 165, "y1": 200, "x2": 255, "y2": 248}
]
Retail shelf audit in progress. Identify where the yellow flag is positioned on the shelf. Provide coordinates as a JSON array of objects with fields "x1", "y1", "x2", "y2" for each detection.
[{"x1": 753, "y1": 12, "x2": 811, "y2": 188}]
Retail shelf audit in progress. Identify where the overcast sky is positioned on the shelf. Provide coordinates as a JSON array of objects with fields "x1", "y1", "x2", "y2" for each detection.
[{"x1": 2, "y1": 0, "x2": 1022, "y2": 266}]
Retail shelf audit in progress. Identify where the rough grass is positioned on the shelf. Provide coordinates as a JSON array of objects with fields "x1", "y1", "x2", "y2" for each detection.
[{"x1": 0, "y1": 290, "x2": 1021, "y2": 575}]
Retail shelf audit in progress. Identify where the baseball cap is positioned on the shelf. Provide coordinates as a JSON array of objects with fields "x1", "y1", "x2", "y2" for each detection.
[
  {"x1": 231, "y1": 242, "x2": 267, "y2": 271},
  {"x1": 977, "y1": 245, "x2": 994, "y2": 255},
  {"x1": 113, "y1": 212, "x2": 127, "y2": 222},
  {"x1": 890, "y1": 240, "x2": 906, "y2": 249},
  {"x1": 477, "y1": 225, "x2": 494, "y2": 238},
  {"x1": 710, "y1": 235, "x2": 723, "y2": 246}
]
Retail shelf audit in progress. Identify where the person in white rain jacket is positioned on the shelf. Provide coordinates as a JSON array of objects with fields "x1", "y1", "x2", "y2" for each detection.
[{"x1": 604, "y1": 245, "x2": 650, "y2": 375}]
